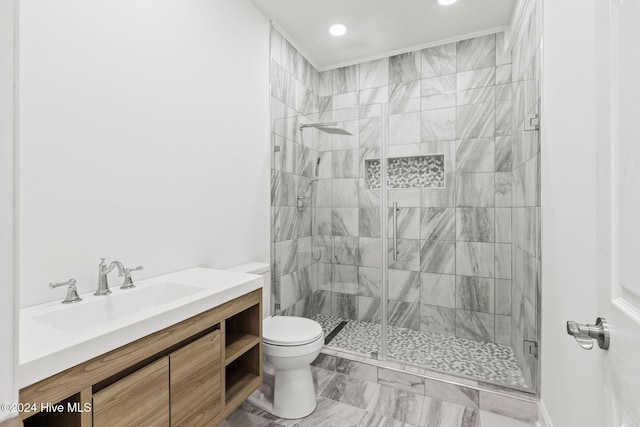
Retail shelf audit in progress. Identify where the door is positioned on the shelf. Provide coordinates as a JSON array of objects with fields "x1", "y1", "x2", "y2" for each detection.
[{"x1": 595, "y1": 0, "x2": 640, "y2": 425}]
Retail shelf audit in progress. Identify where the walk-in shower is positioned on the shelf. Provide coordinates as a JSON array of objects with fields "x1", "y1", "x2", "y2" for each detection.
[{"x1": 270, "y1": 14, "x2": 541, "y2": 396}]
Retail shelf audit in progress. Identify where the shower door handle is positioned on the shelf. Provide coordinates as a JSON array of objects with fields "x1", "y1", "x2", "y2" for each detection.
[{"x1": 392, "y1": 202, "x2": 399, "y2": 261}]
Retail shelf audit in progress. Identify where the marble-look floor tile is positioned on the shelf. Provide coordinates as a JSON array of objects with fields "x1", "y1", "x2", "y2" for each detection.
[
  {"x1": 336, "y1": 359, "x2": 378, "y2": 382},
  {"x1": 219, "y1": 408, "x2": 285, "y2": 427},
  {"x1": 479, "y1": 411, "x2": 536, "y2": 427},
  {"x1": 366, "y1": 384, "x2": 424, "y2": 425},
  {"x1": 420, "y1": 397, "x2": 479, "y2": 427},
  {"x1": 424, "y1": 379, "x2": 479, "y2": 408},
  {"x1": 478, "y1": 392, "x2": 538, "y2": 423},
  {"x1": 378, "y1": 368, "x2": 425, "y2": 395}
]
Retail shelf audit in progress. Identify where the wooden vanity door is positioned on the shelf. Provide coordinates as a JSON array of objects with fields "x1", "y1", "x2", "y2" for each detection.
[
  {"x1": 169, "y1": 330, "x2": 222, "y2": 426},
  {"x1": 93, "y1": 357, "x2": 170, "y2": 427}
]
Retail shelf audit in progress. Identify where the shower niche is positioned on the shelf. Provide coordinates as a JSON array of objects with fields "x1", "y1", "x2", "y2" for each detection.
[{"x1": 365, "y1": 154, "x2": 445, "y2": 189}]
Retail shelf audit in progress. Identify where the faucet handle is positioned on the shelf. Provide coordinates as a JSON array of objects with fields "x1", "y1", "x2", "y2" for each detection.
[
  {"x1": 120, "y1": 265, "x2": 143, "y2": 289},
  {"x1": 49, "y1": 278, "x2": 82, "y2": 304}
]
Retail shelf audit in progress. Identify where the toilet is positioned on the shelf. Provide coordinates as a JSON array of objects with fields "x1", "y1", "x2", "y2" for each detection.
[{"x1": 226, "y1": 262, "x2": 324, "y2": 419}]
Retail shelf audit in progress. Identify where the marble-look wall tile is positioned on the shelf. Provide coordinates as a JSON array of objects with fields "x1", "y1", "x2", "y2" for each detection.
[
  {"x1": 332, "y1": 149, "x2": 358, "y2": 179},
  {"x1": 318, "y1": 70, "x2": 332, "y2": 97},
  {"x1": 496, "y1": 64, "x2": 512, "y2": 85},
  {"x1": 332, "y1": 264, "x2": 358, "y2": 295},
  {"x1": 457, "y1": 86, "x2": 495, "y2": 106},
  {"x1": 389, "y1": 81, "x2": 421, "y2": 114},
  {"x1": 421, "y1": 240, "x2": 456, "y2": 274},
  {"x1": 298, "y1": 235, "x2": 313, "y2": 268},
  {"x1": 389, "y1": 51, "x2": 421, "y2": 84},
  {"x1": 272, "y1": 169, "x2": 296, "y2": 207},
  {"x1": 421, "y1": 93, "x2": 457, "y2": 111},
  {"x1": 332, "y1": 236, "x2": 358, "y2": 265},
  {"x1": 332, "y1": 207, "x2": 358, "y2": 236},
  {"x1": 359, "y1": 207, "x2": 381, "y2": 238},
  {"x1": 332, "y1": 65, "x2": 358, "y2": 94},
  {"x1": 421, "y1": 174, "x2": 456, "y2": 207},
  {"x1": 456, "y1": 242, "x2": 495, "y2": 277},
  {"x1": 273, "y1": 206, "x2": 298, "y2": 242},
  {"x1": 456, "y1": 310, "x2": 495, "y2": 342},
  {"x1": 421, "y1": 108, "x2": 456, "y2": 142},
  {"x1": 496, "y1": 83, "x2": 513, "y2": 101},
  {"x1": 332, "y1": 293, "x2": 357, "y2": 319},
  {"x1": 495, "y1": 279, "x2": 512, "y2": 316},
  {"x1": 421, "y1": 207, "x2": 456, "y2": 241},
  {"x1": 275, "y1": 239, "x2": 298, "y2": 276},
  {"x1": 495, "y1": 32, "x2": 512, "y2": 66},
  {"x1": 389, "y1": 112, "x2": 421, "y2": 145},
  {"x1": 456, "y1": 208, "x2": 495, "y2": 242},
  {"x1": 422, "y1": 42, "x2": 456, "y2": 78},
  {"x1": 333, "y1": 91, "x2": 358, "y2": 110},
  {"x1": 358, "y1": 237, "x2": 382, "y2": 267},
  {"x1": 495, "y1": 135, "x2": 513, "y2": 172},
  {"x1": 389, "y1": 207, "x2": 421, "y2": 239},
  {"x1": 495, "y1": 314, "x2": 512, "y2": 346},
  {"x1": 456, "y1": 173, "x2": 495, "y2": 207},
  {"x1": 359, "y1": 87, "x2": 388, "y2": 106},
  {"x1": 388, "y1": 188, "x2": 421, "y2": 207},
  {"x1": 457, "y1": 34, "x2": 496, "y2": 72},
  {"x1": 358, "y1": 296, "x2": 381, "y2": 323},
  {"x1": 389, "y1": 239, "x2": 421, "y2": 271},
  {"x1": 388, "y1": 269, "x2": 421, "y2": 303},
  {"x1": 315, "y1": 261, "x2": 332, "y2": 291},
  {"x1": 457, "y1": 67, "x2": 495, "y2": 91},
  {"x1": 359, "y1": 58, "x2": 389, "y2": 89},
  {"x1": 388, "y1": 301, "x2": 420, "y2": 330},
  {"x1": 420, "y1": 304, "x2": 456, "y2": 336},
  {"x1": 457, "y1": 102, "x2": 496, "y2": 139},
  {"x1": 456, "y1": 276, "x2": 495, "y2": 313},
  {"x1": 421, "y1": 273, "x2": 456, "y2": 308},
  {"x1": 332, "y1": 179, "x2": 359, "y2": 207},
  {"x1": 316, "y1": 207, "x2": 332, "y2": 235},
  {"x1": 358, "y1": 266, "x2": 381, "y2": 297},
  {"x1": 360, "y1": 118, "x2": 381, "y2": 148},
  {"x1": 495, "y1": 243, "x2": 512, "y2": 279},
  {"x1": 496, "y1": 101, "x2": 513, "y2": 136},
  {"x1": 422, "y1": 75, "x2": 457, "y2": 96},
  {"x1": 495, "y1": 208, "x2": 512, "y2": 243},
  {"x1": 456, "y1": 138, "x2": 495, "y2": 173}
]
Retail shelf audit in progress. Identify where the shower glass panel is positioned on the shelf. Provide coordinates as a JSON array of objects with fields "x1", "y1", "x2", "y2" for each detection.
[{"x1": 270, "y1": 20, "x2": 541, "y2": 394}]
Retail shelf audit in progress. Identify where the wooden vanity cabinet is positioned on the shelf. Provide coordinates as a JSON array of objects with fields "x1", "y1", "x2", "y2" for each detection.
[
  {"x1": 169, "y1": 330, "x2": 222, "y2": 426},
  {"x1": 20, "y1": 289, "x2": 262, "y2": 427},
  {"x1": 93, "y1": 357, "x2": 170, "y2": 427}
]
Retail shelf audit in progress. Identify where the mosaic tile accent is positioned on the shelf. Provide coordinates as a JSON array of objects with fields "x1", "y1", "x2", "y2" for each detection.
[
  {"x1": 366, "y1": 155, "x2": 445, "y2": 189},
  {"x1": 314, "y1": 314, "x2": 527, "y2": 388}
]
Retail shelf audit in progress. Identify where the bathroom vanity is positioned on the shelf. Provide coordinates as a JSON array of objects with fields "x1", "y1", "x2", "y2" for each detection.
[{"x1": 18, "y1": 268, "x2": 263, "y2": 426}]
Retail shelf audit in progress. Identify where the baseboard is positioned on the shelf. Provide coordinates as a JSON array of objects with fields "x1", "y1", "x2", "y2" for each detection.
[{"x1": 536, "y1": 400, "x2": 553, "y2": 427}]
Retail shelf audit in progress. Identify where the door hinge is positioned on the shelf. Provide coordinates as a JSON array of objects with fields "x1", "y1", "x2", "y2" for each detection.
[
  {"x1": 524, "y1": 340, "x2": 538, "y2": 358},
  {"x1": 524, "y1": 113, "x2": 540, "y2": 131}
]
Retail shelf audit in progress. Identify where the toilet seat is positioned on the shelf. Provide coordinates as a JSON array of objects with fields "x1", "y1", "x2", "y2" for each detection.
[{"x1": 263, "y1": 316, "x2": 324, "y2": 346}]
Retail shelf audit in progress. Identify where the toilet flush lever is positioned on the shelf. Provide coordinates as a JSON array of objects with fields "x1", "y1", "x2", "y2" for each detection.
[{"x1": 566, "y1": 317, "x2": 610, "y2": 350}]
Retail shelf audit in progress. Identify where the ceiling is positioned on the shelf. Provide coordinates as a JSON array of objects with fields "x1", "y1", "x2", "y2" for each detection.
[{"x1": 251, "y1": 0, "x2": 518, "y2": 70}]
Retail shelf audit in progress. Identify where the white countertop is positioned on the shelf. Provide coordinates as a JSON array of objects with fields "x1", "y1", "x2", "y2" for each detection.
[{"x1": 19, "y1": 267, "x2": 262, "y2": 388}]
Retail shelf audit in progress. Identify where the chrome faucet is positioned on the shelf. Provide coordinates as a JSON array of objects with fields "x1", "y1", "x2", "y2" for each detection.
[{"x1": 95, "y1": 258, "x2": 144, "y2": 295}]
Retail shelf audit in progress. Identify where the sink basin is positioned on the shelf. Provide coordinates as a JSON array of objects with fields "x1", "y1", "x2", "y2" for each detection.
[{"x1": 33, "y1": 282, "x2": 204, "y2": 332}]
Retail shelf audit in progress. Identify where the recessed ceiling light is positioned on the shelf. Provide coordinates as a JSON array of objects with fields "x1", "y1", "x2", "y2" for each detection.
[
  {"x1": 438, "y1": 0, "x2": 457, "y2": 5},
  {"x1": 329, "y1": 24, "x2": 347, "y2": 37}
]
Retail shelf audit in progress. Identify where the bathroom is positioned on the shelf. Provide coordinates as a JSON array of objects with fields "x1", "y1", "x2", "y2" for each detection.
[{"x1": 1, "y1": 0, "x2": 639, "y2": 426}]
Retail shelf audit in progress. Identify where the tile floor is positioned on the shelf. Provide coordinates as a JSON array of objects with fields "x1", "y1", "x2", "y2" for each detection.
[
  {"x1": 220, "y1": 362, "x2": 538, "y2": 427},
  {"x1": 314, "y1": 315, "x2": 528, "y2": 389}
]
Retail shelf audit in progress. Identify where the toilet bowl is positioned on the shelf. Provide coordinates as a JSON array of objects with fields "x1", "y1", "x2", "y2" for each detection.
[{"x1": 247, "y1": 315, "x2": 324, "y2": 419}]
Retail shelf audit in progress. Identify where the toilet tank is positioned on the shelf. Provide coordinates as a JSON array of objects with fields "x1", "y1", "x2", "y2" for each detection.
[{"x1": 225, "y1": 261, "x2": 270, "y2": 319}]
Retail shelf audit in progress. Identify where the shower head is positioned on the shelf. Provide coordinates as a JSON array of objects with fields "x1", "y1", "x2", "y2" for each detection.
[{"x1": 299, "y1": 122, "x2": 353, "y2": 136}]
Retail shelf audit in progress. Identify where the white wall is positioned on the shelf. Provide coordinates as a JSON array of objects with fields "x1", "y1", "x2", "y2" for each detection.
[
  {"x1": 541, "y1": 0, "x2": 599, "y2": 426},
  {"x1": 0, "y1": 0, "x2": 17, "y2": 421},
  {"x1": 18, "y1": 0, "x2": 270, "y2": 307}
]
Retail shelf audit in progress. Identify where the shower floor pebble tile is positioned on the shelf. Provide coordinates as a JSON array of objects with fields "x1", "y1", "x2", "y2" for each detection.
[{"x1": 315, "y1": 315, "x2": 527, "y2": 388}]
